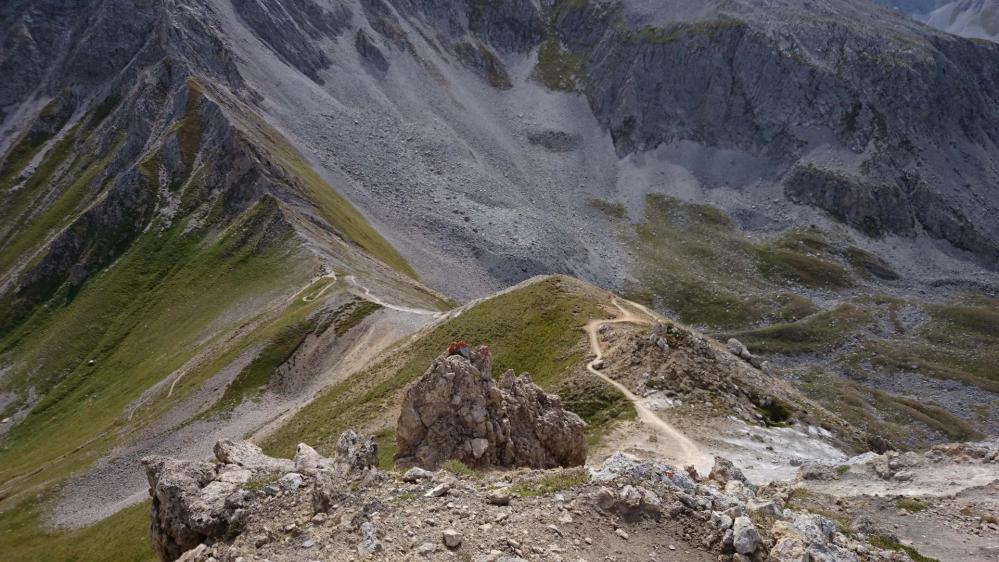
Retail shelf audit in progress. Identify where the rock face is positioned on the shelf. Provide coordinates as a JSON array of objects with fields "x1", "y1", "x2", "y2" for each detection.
[
  {"x1": 143, "y1": 456, "x2": 254, "y2": 561},
  {"x1": 395, "y1": 347, "x2": 586, "y2": 470},
  {"x1": 143, "y1": 432, "x2": 378, "y2": 561}
]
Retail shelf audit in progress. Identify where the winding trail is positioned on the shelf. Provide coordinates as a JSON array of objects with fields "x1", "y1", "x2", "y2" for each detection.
[
  {"x1": 586, "y1": 299, "x2": 713, "y2": 474},
  {"x1": 345, "y1": 275, "x2": 442, "y2": 317}
]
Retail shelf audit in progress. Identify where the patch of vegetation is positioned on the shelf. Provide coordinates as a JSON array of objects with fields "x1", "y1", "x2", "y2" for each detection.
[
  {"x1": 861, "y1": 341, "x2": 999, "y2": 394},
  {"x1": 0, "y1": 498, "x2": 154, "y2": 562},
  {"x1": 443, "y1": 460, "x2": 476, "y2": 477},
  {"x1": 897, "y1": 498, "x2": 927, "y2": 513},
  {"x1": 510, "y1": 468, "x2": 588, "y2": 497},
  {"x1": 869, "y1": 535, "x2": 939, "y2": 562},
  {"x1": 533, "y1": 36, "x2": 584, "y2": 92},
  {"x1": 626, "y1": 19, "x2": 743, "y2": 45},
  {"x1": 844, "y1": 246, "x2": 898, "y2": 280},
  {"x1": 0, "y1": 129, "x2": 123, "y2": 277},
  {"x1": 0, "y1": 198, "x2": 314, "y2": 495},
  {"x1": 373, "y1": 429, "x2": 399, "y2": 471},
  {"x1": 722, "y1": 305, "x2": 873, "y2": 355},
  {"x1": 333, "y1": 300, "x2": 382, "y2": 337},
  {"x1": 0, "y1": 96, "x2": 74, "y2": 191},
  {"x1": 213, "y1": 314, "x2": 322, "y2": 413},
  {"x1": 244, "y1": 473, "x2": 280, "y2": 492},
  {"x1": 754, "y1": 245, "x2": 854, "y2": 289},
  {"x1": 261, "y1": 276, "x2": 608, "y2": 457},
  {"x1": 754, "y1": 397, "x2": 792, "y2": 426},
  {"x1": 835, "y1": 465, "x2": 850, "y2": 475},
  {"x1": 172, "y1": 80, "x2": 204, "y2": 173},
  {"x1": 557, "y1": 372, "x2": 637, "y2": 448},
  {"x1": 798, "y1": 371, "x2": 982, "y2": 448},
  {"x1": 587, "y1": 198, "x2": 626, "y2": 219},
  {"x1": 627, "y1": 195, "x2": 858, "y2": 331}
]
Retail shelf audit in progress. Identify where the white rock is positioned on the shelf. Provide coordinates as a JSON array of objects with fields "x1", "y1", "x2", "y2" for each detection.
[{"x1": 442, "y1": 528, "x2": 463, "y2": 549}]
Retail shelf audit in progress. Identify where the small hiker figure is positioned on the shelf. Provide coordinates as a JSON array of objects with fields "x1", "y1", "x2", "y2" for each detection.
[{"x1": 447, "y1": 340, "x2": 471, "y2": 360}]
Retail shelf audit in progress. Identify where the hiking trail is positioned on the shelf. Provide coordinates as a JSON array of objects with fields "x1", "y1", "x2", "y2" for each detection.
[{"x1": 585, "y1": 298, "x2": 713, "y2": 475}]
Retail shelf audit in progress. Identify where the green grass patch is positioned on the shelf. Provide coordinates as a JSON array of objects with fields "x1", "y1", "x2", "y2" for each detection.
[
  {"x1": 844, "y1": 246, "x2": 898, "y2": 280},
  {"x1": 722, "y1": 305, "x2": 872, "y2": 354},
  {"x1": 443, "y1": 460, "x2": 476, "y2": 477},
  {"x1": 511, "y1": 468, "x2": 588, "y2": 497},
  {"x1": 213, "y1": 315, "x2": 321, "y2": 413},
  {"x1": 798, "y1": 371, "x2": 982, "y2": 448},
  {"x1": 897, "y1": 498, "x2": 927, "y2": 513},
  {"x1": 533, "y1": 36, "x2": 584, "y2": 92},
  {"x1": 628, "y1": 194, "x2": 853, "y2": 330},
  {"x1": 869, "y1": 535, "x2": 938, "y2": 562},
  {"x1": 0, "y1": 130, "x2": 122, "y2": 277},
  {"x1": 243, "y1": 473, "x2": 280, "y2": 492},
  {"x1": 333, "y1": 299, "x2": 382, "y2": 337},
  {"x1": 0, "y1": 198, "x2": 313, "y2": 494},
  {"x1": 754, "y1": 246, "x2": 853, "y2": 289},
  {"x1": 557, "y1": 372, "x2": 637, "y2": 448},
  {"x1": 260, "y1": 276, "x2": 607, "y2": 457},
  {"x1": 172, "y1": 80, "x2": 203, "y2": 173},
  {"x1": 0, "y1": 498, "x2": 154, "y2": 562},
  {"x1": 373, "y1": 429, "x2": 399, "y2": 471},
  {"x1": 0, "y1": 97, "x2": 74, "y2": 191}
]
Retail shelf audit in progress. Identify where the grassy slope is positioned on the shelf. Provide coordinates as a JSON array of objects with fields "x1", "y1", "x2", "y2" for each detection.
[
  {"x1": 626, "y1": 194, "x2": 858, "y2": 329},
  {"x1": 0, "y1": 498, "x2": 154, "y2": 562},
  {"x1": 261, "y1": 276, "x2": 635, "y2": 459},
  {"x1": 0, "y1": 199, "x2": 313, "y2": 493},
  {"x1": 621, "y1": 193, "x2": 994, "y2": 447}
]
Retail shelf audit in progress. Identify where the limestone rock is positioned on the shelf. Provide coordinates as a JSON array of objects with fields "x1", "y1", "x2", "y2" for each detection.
[
  {"x1": 709, "y1": 456, "x2": 749, "y2": 486},
  {"x1": 279, "y1": 472, "x2": 304, "y2": 491},
  {"x1": 142, "y1": 455, "x2": 252, "y2": 562},
  {"x1": 294, "y1": 443, "x2": 333, "y2": 475},
  {"x1": 330, "y1": 429, "x2": 379, "y2": 478},
  {"x1": 442, "y1": 528, "x2": 463, "y2": 549},
  {"x1": 395, "y1": 348, "x2": 586, "y2": 470},
  {"x1": 214, "y1": 440, "x2": 294, "y2": 473},
  {"x1": 402, "y1": 467, "x2": 434, "y2": 483},
  {"x1": 733, "y1": 516, "x2": 762, "y2": 555}
]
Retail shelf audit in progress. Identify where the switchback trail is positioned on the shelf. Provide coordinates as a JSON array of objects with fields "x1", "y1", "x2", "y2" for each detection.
[{"x1": 585, "y1": 298, "x2": 713, "y2": 475}]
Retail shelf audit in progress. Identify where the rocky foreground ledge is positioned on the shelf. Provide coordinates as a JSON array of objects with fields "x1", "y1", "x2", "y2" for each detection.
[{"x1": 141, "y1": 432, "x2": 932, "y2": 562}]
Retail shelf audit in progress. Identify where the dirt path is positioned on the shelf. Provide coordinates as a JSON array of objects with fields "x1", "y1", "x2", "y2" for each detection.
[
  {"x1": 585, "y1": 299, "x2": 713, "y2": 475},
  {"x1": 345, "y1": 275, "x2": 442, "y2": 317}
]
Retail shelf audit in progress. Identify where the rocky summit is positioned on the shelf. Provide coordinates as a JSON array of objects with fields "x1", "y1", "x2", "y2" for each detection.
[{"x1": 395, "y1": 346, "x2": 587, "y2": 470}]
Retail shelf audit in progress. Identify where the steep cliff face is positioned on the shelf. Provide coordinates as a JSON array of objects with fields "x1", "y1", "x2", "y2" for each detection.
[
  {"x1": 924, "y1": 0, "x2": 999, "y2": 42},
  {"x1": 547, "y1": 0, "x2": 999, "y2": 266}
]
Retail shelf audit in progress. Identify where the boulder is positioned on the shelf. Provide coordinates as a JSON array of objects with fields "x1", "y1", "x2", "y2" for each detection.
[
  {"x1": 142, "y1": 455, "x2": 252, "y2": 561},
  {"x1": 733, "y1": 516, "x2": 762, "y2": 555},
  {"x1": 402, "y1": 467, "x2": 434, "y2": 483},
  {"x1": 770, "y1": 513, "x2": 860, "y2": 562},
  {"x1": 214, "y1": 440, "x2": 294, "y2": 473},
  {"x1": 395, "y1": 348, "x2": 586, "y2": 470},
  {"x1": 330, "y1": 429, "x2": 379, "y2": 478},
  {"x1": 798, "y1": 463, "x2": 840, "y2": 481},
  {"x1": 709, "y1": 456, "x2": 749, "y2": 486},
  {"x1": 294, "y1": 443, "x2": 333, "y2": 475}
]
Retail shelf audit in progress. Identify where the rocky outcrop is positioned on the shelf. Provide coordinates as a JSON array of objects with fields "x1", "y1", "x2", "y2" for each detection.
[
  {"x1": 395, "y1": 346, "x2": 586, "y2": 470},
  {"x1": 143, "y1": 432, "x2": 378, "y2": 561},
  {"x1": 143, "y1": 455, "x2": 253, "y2": 561}
]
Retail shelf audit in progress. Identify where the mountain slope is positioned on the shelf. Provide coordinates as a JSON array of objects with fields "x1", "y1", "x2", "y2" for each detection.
[
  {"x1": 925, "y1": 0, "x2": 999, "y2": 42},
  {"x1": 0, "y1": 0, "x2": 441, "y2": 519},
  {"x1": 0, "y1": 1, "x2": 998, "y2": 560}
]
